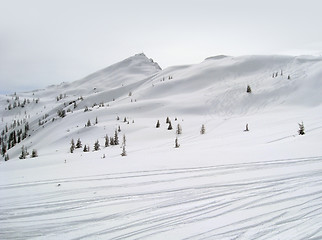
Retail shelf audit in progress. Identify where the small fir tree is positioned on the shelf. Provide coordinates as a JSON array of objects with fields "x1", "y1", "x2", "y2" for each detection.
[
  {"x1": 70, "y1": 139, "x2": 75, "y2": 153},
  {"x1": 200, "y1": 124, "x2": 206, "y2": 135},
  {"x1": 121, "y1": 145, "x2": 127, "y2": 156},
  {"x1": 31, "y1": 149, "x2": 38, "y2": 158},
  {"x1": 176, "y1": 124, "x2": 182, "y2": 134},
  {"x1": 174, "y1": 137, "x2": 180, "y2": 148},
  {"x1": 298, "y1": 121, "x2": 305, "y2": 135},
  {"x1": 245, "y1": 123, "x2": 249, "y2": 132},
  {"x1": 105, "y1": 134, "x2": 109, "y2": 147},
  {"x1": 118, "y1": 125, "x2": 121, "y2": 132},
  {"x1": 83, "y1": 145, "x2": 88, "y2": 152},
  {"x1": 156, "y1": 120, "x2": 160, "y2": 128},
  {"x1": 76, "y1": 138, "x2": 82, "y2": 148},
  {"x1": 95, "y1": 117, "x2": 98, "y2": 124},
  {"x1": 246, "y1": 85, "x2": 252, "y2": 93},
  {"x1": 5, "y1": 154, "x2": 9, "y2": 161},
  {"x1": 94, "y1": 140, "x2": 100, "y2": 151},
  {"x1": 166, "y1": 117, "x2": 170, "y2": 124},
  {"x1": 19, "y1": 146, "x2": 27, "y2": 159},
  {"x1": 86, "y1": 119, "x2": 91, "y2": 127},
  {"x1": 114, "y1": 130, "x2": 119, "y2": 145},
  {"x1": 168, "y1": 121, "x2": 173, "y2": 130},
  {"x1": 110, "y1": 137, "x2": 115, "y2": 146}
]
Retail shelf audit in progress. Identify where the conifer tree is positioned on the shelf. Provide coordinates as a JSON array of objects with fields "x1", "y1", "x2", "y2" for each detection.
[
  {"x1": 95, "y1": 117, "x2": 98, "y2": 124},
  {"x1": 114, "y1": 130, "x2": 119, "y2": 145},
  {"x1": 86, "y1": 119, "x2": 91, "y2": 127},
  {"x1": 70, "y1": 139, "x2": 75, "y2": 153},
  {"x1": 110, "y1": 137, "x2": 115, "y2": 146},
  {"x1": 200, "y1": 124, "x2": 206, "y2": 135},
  {"x1": 76, "y1": 138, "x2": 82, "y2": 148},
  {"x1": 105, "y1": 134, "x2": 109, "y2": 147},
  {"x1": 298, "y1": 121, "x2": 305, "y2": 135},
  {"x1": 5, "y1": 153, "x2": 9, "y2": 161},
  {"x1": 121, "y1": 145, "x2": 127, "y2": 156},
  {"x1": 166, "y1": 117, "x2": 170, "y2": 124},
  {"x1": 175, "y1": 137, "x2": 180, "y2": 148},
  {"x1": 19, "y1": 146, "x2": 27, "y2": 159},
  {"x1": 83, "y1": 145, "x2": 88, "y2": 152},
  {"x1": 31, "y1": 149, "x2": 38, "y2": 158},
  {"x1": 118, "y1": 125, "x2": 121, "y2": 132},
  {"x1": 247, "y1": 85, "x2": 252, "y2": 93},
  {"x1": 94, "y1": 140, "x2": 100, "y2": 151},
  {"x1": 176, "y1": 124, "x2": 182, "y2": 134},
  {"x1": 156, "y1": 120, "x2": 160, "y2": 128},
  {"x1": 168, "y1": 121, "x2": 173, "y2": 130}
]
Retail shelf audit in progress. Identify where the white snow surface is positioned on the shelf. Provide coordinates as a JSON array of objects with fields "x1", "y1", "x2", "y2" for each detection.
[{"x1": 1, "y1": 53, "x2": 322, "y2": 239}]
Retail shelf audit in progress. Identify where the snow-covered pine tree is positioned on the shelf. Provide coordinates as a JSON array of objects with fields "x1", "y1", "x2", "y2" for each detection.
[
  {"x1": 19, "y1": 146, "x2": 27, "y2": 159},
  {"x1": 94, "y1": 140, "x2": 100, "y2": 151},
  {"x1": 114, "y1": 130, "x2": 119, "y2": 145},
  {"x1": 105, "y1": 134, "x2": 109, "y2": 147},
  {"x1": 176, "y1": 124, "x2": 182, "y2": 134},
  {"x1": 166, "y1": 117, "x2": 170, "y2": 123},
  {"x1": 175, "y1": 137, "x2": 180, "y2": 148},
  {"x1": 31, "y1": 149, "x2": 38, "y2": 158},
  {"x1": 86, "y1": 119, "x2": 91, "y2": 127},
  {"x1": 83, "y1": 145, "x2": 88, "y2": 152},
  {"x1": 70, "y1": 139, "x2": 75, "y2": 153},
  {"x1": 76, "y1": 138, "x2": 82, "y2": 148},
  {"x1": 247, "y1": 85, "x2": 252, "y2": 93},
  {"x1": 121, "y1": 145, "x2": 127, "y2": 156},
  {"x1": 298, "y1": 121, "x2": 305, "y2": 135},
  {"x1": 168, "y1": 121, "x2": 173, "y2": 130},
  {"x1": 200, "y1": 124, "x2": 206, "y2": 135},
  {"x1": 156, "y1": 120, "x2": 160, "y2": 128}
]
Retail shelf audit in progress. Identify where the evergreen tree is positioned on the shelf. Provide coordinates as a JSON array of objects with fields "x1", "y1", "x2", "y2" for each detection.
[
  {"x1": 247, "y1": 85, "x2": 252, "y2": 93},
  {"x1": 1, "y1": 142, "x2": 6, "y2": 157},
  {"x1": 166, "y1": 117, "x2": 170, "y2": 124},
  {"x1": 121, "y1": 145, "x2": 127, "y2": 156},
  {"x1": 245, "y1": 123, "x2": 249, "y2": 132},
  {"x1": 31, "y1": 149, "x2": 38, "y2": 158},
  {"x1": 95, "y1": 117, "x2": 98, "y2": 124},
  {"x1": 19, "y1": 146, "x2": 27, "y2": 159},
  {"x1": 298, "y1": 121, "x2": 305, "y2": 135},
  {"x1": 156, "y1": 120, "x2": 160, "y2": 128},
  {"x1": 83, "y1": 145, "x2": 88, "y2": 152},
  {"x1": 70, "y1": 139, "x2": 75, "y2": 153},
  {"x1": 105, "y1": 134, "x2": 109, "y2": 147},
  {"x1": 114, "y1": 130, "x2": 119, "y2": 145},
  {"x1": 168, "y1": 121, "x2": 173, "y2": 130},
  {"x1": 5, "y1": 154, "x2": 9, "y2": 161},
  {"x1": 200, "y1": 124, "x2": 206, "y2": 135},
  {"x1": 110, "y1": 137, "x2": 115, "y2": 146},
  {"x1": 122, "y1": 134, "x2": 126, "y2": 147},
  {"x1": 174, "y1": 137, "x2": 180, "y2": 148},
  {"x1": 124, "y1": 117, "x2": 127, "y2": 123},
  {"x1": 176, "y1": 124, "x2": 182, "y2": 134},
  {"x1": 86, "y1": 119, "x2": 91, "y2": 127},
  {"x1": 118, "y1": 125, "x2": 121, "y2": 132},
  {"x1": 94, "y1": 140, "x2": 100, "y2": 151},
  {"x1": 76, "y1": 138, "x2": 82, "y2": 148}
]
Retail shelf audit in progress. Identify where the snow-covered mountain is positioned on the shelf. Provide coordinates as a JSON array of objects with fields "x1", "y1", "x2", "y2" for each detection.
[{"x1": 1, "y1": 53, "x2": 322, "y2": 239}]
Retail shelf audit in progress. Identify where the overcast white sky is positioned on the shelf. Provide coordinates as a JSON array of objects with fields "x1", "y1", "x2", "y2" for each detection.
[{"x1": 1, "y1": 0, "x2": 322, "y2": 93}]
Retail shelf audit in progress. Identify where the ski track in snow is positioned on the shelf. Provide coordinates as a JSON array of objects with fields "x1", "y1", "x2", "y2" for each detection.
[{"x1": 1, "y1": 156, "x2": 322, "y2": 240}]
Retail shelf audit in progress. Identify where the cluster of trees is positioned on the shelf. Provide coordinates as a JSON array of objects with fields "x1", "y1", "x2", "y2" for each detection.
[
  {"x1": 69, "y1": 130, "x2": 127, "y2": 156},
  {"x1": 6, "y1": 95, "x2": 38, "y2": 111},
  {"x1": 1, "y1": 122, "x2": 30, "y2": 161}
]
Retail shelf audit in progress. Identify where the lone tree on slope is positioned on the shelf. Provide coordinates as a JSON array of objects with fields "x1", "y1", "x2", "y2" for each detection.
[
  {"x1": 246, "y1": 85, "x2": 252, "y2": 93},
  {"x1": 298, "y1": 121, "x2": 305, "y2": 135},
  {"x1": 200, "y1": 124, "x2": 206, "y2": 135}
]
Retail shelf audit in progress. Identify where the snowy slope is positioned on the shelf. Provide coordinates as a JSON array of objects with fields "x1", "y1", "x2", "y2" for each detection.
[{"x1": 0, "y1": 53, "x2": 322, "y2": 240}]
